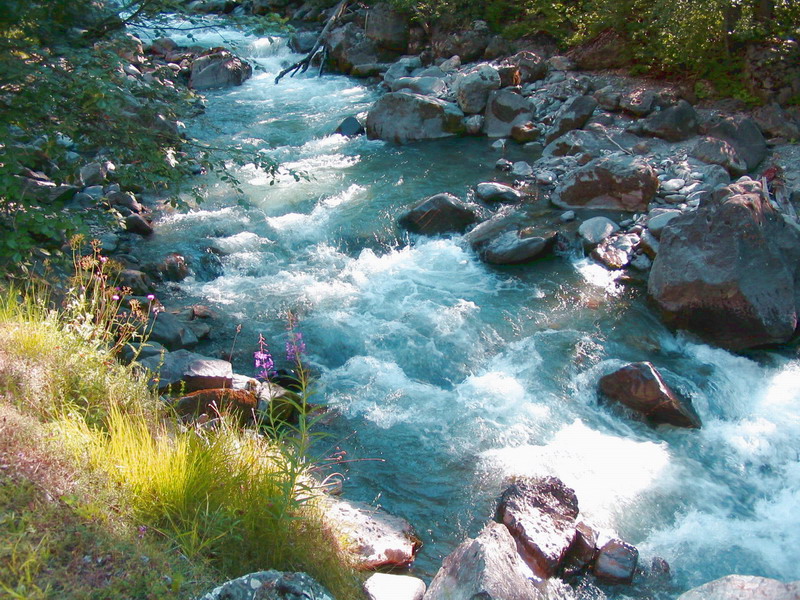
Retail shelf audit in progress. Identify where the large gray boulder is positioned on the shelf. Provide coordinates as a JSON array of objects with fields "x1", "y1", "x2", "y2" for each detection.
[
  {"x1": 497, "y1": 476, "x2": 579, "y2": 578},
  {"x1": 641, "y1": 100, "x2": 699, "y2": 142},
  {"x1": 364, "y1": 3, "x2": 409, "y2": 52},
  {"x1": 479, "y1": 229, "x2": 557, "y2": 265},
  {"x1": 677, "y1": 575, "x2": 800, "y2": 600},
  {"x1": 189, "y1": 51, "x2": 252, "y2": 90},
  {"x1": 196, "y1": 571, "x2": 333, "y2": 600},
  {"x1": 139, "y1": 349, "x2": 232, "y2": 393},
  {"x1": 705, "y1": 115, "x2": 767, "y2": 172},
  {"x1": 691, "y1": 137, "x2": 748, "y2": 177},
  {"x1": 324, "y1": 23, "x2": 395, "y2": 74},
  {"x1": 545, "y1": 95, "x2": 598, "y2": 144},
  {"x1": 508, "y1": 50, "x2": 548, "y2": 83},
  {"x1": 578, "y1": 216, "x2": 619, "y2": 249},
  {"x1": 366, "y1": 92, "x2": 465, "y2": 144},
  {"x1": 453, "y1": 64, "x2": 501, "y2": 114},
  {"x1": 399, "y1": 193, "x2": 479, "y2": 235},
  {"x1": 383, "y1": 56, "x2": 422, "y2": 85},
  {"x1": 552, "y1": 154, "x2": 658, "y2": 212},
  {"x1": 424, "y1": 522, "x2": 544, "y2": 600},
  {"x1": 145, "y1": 310, "x2": 199, "y2": 350},
  {"x1": 648, "y1": 180, "x2": 800, "y2": 350},
  {"x1": 484, "y1": 90, "x2": 534, "y2": 138},
  {"x1": 598, "y1": 362, "x2": 702, "y2": 428}
]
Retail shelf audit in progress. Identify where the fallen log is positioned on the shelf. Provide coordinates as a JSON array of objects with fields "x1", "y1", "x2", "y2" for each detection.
[{"x1": 275, "y1": 0, "x2": 349, "y2": 84}]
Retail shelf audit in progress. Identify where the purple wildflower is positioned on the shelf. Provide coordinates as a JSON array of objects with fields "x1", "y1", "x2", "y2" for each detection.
[
  {"x1": 286, "y1": 331, "x2": 306, "y2": 364},
  {"x1": 254, "y1": 333, "x2": 275, "y2": 380}
]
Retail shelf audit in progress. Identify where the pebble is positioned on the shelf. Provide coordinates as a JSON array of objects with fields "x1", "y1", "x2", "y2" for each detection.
[
  {"x1": 536, "y1": 170, "x2": 556, "y2": 185},
  {"x1": 664, "y1": 194, "x2": 687, "y2": 204},
  {"x1": 512, "y1": 161, "x2": 533, "y2": 176},
  {"x1": 559, "y1": 211, "x2": 576, "y2": 222},
  {"x1": 491, "y1": 139, "x2": 507, "y2": 150},
  {"x1": 660, "y1": 178, "x2": 685, "y2": 193}
]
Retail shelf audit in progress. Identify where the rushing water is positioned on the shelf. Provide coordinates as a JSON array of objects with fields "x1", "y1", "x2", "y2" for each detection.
[{"x1": 135, "y1": 22, "x2": 800, "y2": 596}]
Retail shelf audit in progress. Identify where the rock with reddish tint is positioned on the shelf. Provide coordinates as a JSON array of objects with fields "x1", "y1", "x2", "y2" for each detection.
[
  {"x1": 508, "y1": 51, "x2": 548, "y2": 83},
  {"x1": 424, "y1": 522, "x2": 544, "y2": 600},
  {"x1": 594, "y1": 538, "x2": 638, "y2": 584},
  {"x1": 591, "y1": 232, "x2": 639, "y2": 270},
  {"x1": 648, "y1": 182, "x2": 800, "y2": 350},
  {"x1": 118, "y1": 269, "x2": 153, "y2": 296},
  {"x1": 497, "y1": 476, "x2": 579, "y2": 578},
  {"x1": 320, "y1": 497, "x2": 419, "y2": 569},
  {"x1": 560, "y1": 522, "x2": 599, "y2": 577},
  {"x1": 599, "y1": 362, "x2": 702, "y2": 428},
  {"x1": 399, "y1": 193, "x2": 479, "y2": 235},
  {"x1": 552, "y1": 154, "x2": 658, "y2": 212},
  {"x1": 125, "y1": 213, "x2": 154, "y2": 236},
  {"x1": 156, "y1": 253, "x2": 190, "y2": 282},
  {"x1": 677, "y1": 575, "x2": 800, "y2": 600},
  {"x1": 175, "y1": 388, "x2": 259, "y2": 424}
]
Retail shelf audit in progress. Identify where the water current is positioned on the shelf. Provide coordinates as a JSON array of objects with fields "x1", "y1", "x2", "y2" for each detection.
[{"x1": 135, "y1": 21, "x2": 800, "y2": 596}]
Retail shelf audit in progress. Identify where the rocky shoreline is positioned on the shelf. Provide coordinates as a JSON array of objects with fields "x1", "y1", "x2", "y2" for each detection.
[{"x1": 19, "y1": 2, "x2": 800, "y2": 598}]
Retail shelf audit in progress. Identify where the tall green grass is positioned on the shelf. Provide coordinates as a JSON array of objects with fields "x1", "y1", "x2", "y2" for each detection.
[{"x1": 0, "y1": 258, "x2": 363, "y2": 599}]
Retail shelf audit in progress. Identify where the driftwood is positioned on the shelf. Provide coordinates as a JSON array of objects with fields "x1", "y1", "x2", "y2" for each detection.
[{"x1": 275, "y1": 0, "x2": 349, "y2": 84}]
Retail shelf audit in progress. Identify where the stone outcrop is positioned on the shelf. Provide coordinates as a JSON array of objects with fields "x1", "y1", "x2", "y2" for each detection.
[
  {"x1": 196, "y1": 571, "x2": 333, "y2": 600},
  {"x1": 453, "y1": 64, "x2": 501, "y2": 114},
  {"x1": 552, "y1": 154, "x2": 658, "y2": 212},
  {"x1": 424, "y1": 522, "x2": 544, "y2": 600},
  {"x1": 677, "y1": 575, "x2": 800, "y2": 600},
  {"x1": 648, "y1": 180, "x2": 800, "y2": 350},
  {"x1": 398, "y1": 193, "x2": 479, "y2": 235},
  {"x1": 497, "y1": 476, "x2": 579, "y2": 578},
  {"x1": 189, "y1": 50, "x2": 252, "y2": 90},
  {"x1": 366, "y1": 92, "x2": 465, "y2": 143},
  {"x1": 319, "y1": 497, "x2": 419, "y2": 569}
]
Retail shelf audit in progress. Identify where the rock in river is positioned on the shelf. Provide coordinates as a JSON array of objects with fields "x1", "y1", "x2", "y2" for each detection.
[{"x1": 366, "y1": 92, "x2": 465, "y2": 144}]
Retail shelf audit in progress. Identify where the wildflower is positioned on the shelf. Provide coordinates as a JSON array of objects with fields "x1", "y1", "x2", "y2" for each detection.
[
  {"x1": 112, "y1": 295, "x2": 120, "y2": 301},
  {"x1": 146, "y1": 294, "x2": 155, "y2": 301},
  {"x1": 286, "y1": 331, "x2": 306, "y2": 364},
  {"x1": 254, "y1": 333, "x2": 275, "y2": 380}
]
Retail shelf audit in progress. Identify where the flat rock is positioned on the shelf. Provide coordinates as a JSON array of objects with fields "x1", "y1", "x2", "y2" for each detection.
[
  {"x1": 497, "y1": 476, "x2": 579, "y2": 578},
  {"x1": 319, "y1": 497, "x2": 419, "y2": 569},
  {"x1": 139, "y1": 349, "x2": 232, "y2": 393},
  {"x1": 677, "y1": 575, "x2": 800, "y2": 600},
  {"x1": 599, "y1": 362, "x2": 702, "y2": 428},
  {"x1": 424, "y1": 522, "x2": 544, "y2": 600},
  {"x1": 365, "y1": 574, "x2": 425, "y2": 600}
]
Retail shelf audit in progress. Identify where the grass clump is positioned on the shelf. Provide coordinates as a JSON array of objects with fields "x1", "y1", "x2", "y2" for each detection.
[{"x1": 0, "y1": 267, "x2": 363, "y2": 599}]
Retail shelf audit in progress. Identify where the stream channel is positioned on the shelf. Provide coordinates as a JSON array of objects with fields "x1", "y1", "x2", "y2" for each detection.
[{"x1": 134, "y1": 20, "x2": 800, "y2": 597}]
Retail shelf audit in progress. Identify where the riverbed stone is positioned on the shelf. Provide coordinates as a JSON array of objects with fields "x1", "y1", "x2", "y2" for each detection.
[
  {"x1": 704, "y1": 114, "x2": 767, "y2": 172},
  {"x1": 646, "y1": 209, "x2": 681, "y2": 238},
  {"x1": 324, "y1": 22, "x2": 395, "y2": 75},
  {"x1": 752, "y1": 103, "x2": 800, "y2": 140},
  {"x1": 175, "y1": 388, "x2": 259, "y2": 424},
  {"x1": 366, "y1": 92, "x2": 465, "y2": 143},
  {"x1": 483, "y1": 89, "x2": 534, "y2": 138},
  {"x1": 545, "y1": 95, "x2": 598, "y2": 144},
  {"x1": 676, "y1": 575, "x2": 800, "y2": 600},
  {"x1": 594, "y1": 538, "x2": 639, "y2": 584},
  {"x1": 479, "y1": 229, "x2": 557, "y2": 265},
  {"x1": 139, "y1": 349, "x2": 231, "y2": 392},
  {"x1": 508, "y1": 50, "x2": 548, "y2": 84},
  {"x1": 196, "y1": 570, "x2": 333, "y2": 600},
  {"x1": 543, "y1": 129, "x2": 616, "y2": 159},
  {"x1": 124, "y1": 213, "x2": 154, "y2": 236},
  {"x1": 424, "y1": 522, "x2": 544, "y2": 600},
  {"x1": 578, "y1": 216, "x2": 619, "y2": 248},
  {"x1": 591, "y1": 232, "x2": 639, "y2": 269},
  {"x1": 620, "y1": 90, "x2": 657, "y2": 116},
  {"x1": 383, "y1": 56, "x2": 422, "y2": 85},
  {"x1": 497, "y1": 476, "x2": 579, "y2": 578},
  {"x1": 335, "y1": 116, "x2": 365, "y2": 137},
  {"x1": 145, "y1": 310, "x2": 200, "y2": 351},
  {"x1": 691, "y1": 137, "x2": 748, "y2": 177},
  {"x1": 453, "y1": 64, "x2": 501, "y2": 114},
  {"x1": 475, "y1": 182, "x2": 524, "y2": 203},
  {"x1": 641, "y1": 100, "x2": 698, "y2": 142},
  {"x1": 391, "y1": 76, "x2": 448, "y2": 97},
  {"x1": 552, "y1": 153, "x2": 658, "y2": 212},
  {"x1": 560, "y1": 522, "x2": 599, "y2": 577},
  {"x1": 598, "y1": 362, "x2": 702, "y2": 428},
  {"x1": 365, "y1": 573, "x2": 425, "y2": 600},
  {"x1": 648, "y1": 182, "x2": 800, "y2": 350},
  {"x1": 189, "y1": 50, "x2": 252, "y2": 90},
  {"x1": 398, "y1": 193, "x2": 479, "y2": 235},
  {"x1": 319, "y1": 497, "x2": 419, "y2": 569}
]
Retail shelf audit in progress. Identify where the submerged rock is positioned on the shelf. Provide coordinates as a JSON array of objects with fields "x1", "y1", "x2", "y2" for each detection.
[
  {"x1": 479, "y1": 229, "x2": 558, "y2": 265},
  {"x1": 425, "y1": 522, "x2": 544, "y2": 600},
  {"x1": 599, "y1": 362, "x2": 701, "y2": 428},
  {"x1": 497, "y1": 476, "x2": 579, "y2": 578}
]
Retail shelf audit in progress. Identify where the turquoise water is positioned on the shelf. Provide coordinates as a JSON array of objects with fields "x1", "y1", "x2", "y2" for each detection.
[{"x1": 137, "y1": 26, "x2": 800, "y2": 596}]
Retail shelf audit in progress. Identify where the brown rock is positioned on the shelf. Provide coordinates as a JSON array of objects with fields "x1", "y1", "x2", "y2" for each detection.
[
  {"x1": 594, "y1": 538, "x2": 638, "y2": 584},
  {"x1": 598, "y1": 362, "x2": 701, "y2": 428},
  {"x1": 176, "y1": 388, "x2": 259, "y2": 424}
]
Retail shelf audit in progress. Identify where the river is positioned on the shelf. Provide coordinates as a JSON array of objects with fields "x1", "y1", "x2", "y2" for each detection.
[{"x1": 134, "y1": 21, "x2": 800, "y2": 597}]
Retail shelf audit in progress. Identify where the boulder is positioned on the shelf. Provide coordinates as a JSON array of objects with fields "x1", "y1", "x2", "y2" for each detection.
[
  {"x1": 594, "y1": 538, "x2": 638, "y2": 584},
  {"x1": 364, "y1": 3, "x2": 409, "y2": 52},
  {"x1": 118, "y1": 269, "x2": 153, "y2": 296},
  {"x1": 497, "y1": 476, "x2": 579, "y2": 578},
  {"x1": 578, "y1": 216, "x2": 619, "y2": 249},
  {"x1": 433, "y1": 25, "x2": 490, "y2": 63},
  {"x1": 335, "y1": 116, "x2": 365, "y2": 137},
  {"x1": 560, "y1": 522, "x2": 598, "y2": 577},
  {"x1": 149, "y1": 37, "x2": 177, "y2": 56},
  {"x1": 139, "y1": 349, "x2": 232, "y2": 392},
  {"x1": 366, "y1": 92, "x2": 465, "y2": 144},
  {"x1": 288, "y1": 31, "x2": 317, "y2": 54},
  {"x1": 591, "y1": 232, "x2": 639, "y2": 269},
  {"x1": 568, "y1": 30, "x2": 630, "y2": 70},
  {"x1": 383, "y1": 56, "x2": 422, "y2": 85},
  {"x1": 189, "y1": 51, "x2": 252, "y2": 90},
  {"x1": 365, "y1": 574, "x2": 425, "y2": 600},
  {"x1": 648, "y1": 182, "x2": 800, "y2": 350},
  {"x1": 543, "y1": 129, "x2": 616, "y2": 159},
  {"x1": 465, "y1": 209, "x2": 527, "y2": 249},
  {"x1": 598, "y1": 362, "x2": 702, "y2": 428},
  {"x1": 677, "y1": 575, "x2": 800, "y2": 600},
  {"x1": 552, "y1": 154, "x2": 658, "y2": 212},
  {"x1": 646, "y1": 209, "x2": 681, "y2": 238},
  {"x1": 424, "y1": 522, "x2": 544, "y2": 600},
  {"x1": 545, "y1": 95, "x2": 598, "y2": 144},
  {"x1": 479, "y1": 229, "x2": 557, "y2": 265},
  {"x1": 475, "y1": 182, "x2": 524, "y2": 204},
  {"x1": 594, "y1": 86, "x2": 621, "y2": 111},
  {"x1": 398, "y1": 193, "x2": 479, "y2": 235},
  {"x1": 324, "y1": 23, "x2": 394, "y2": 74},
  {"x1": 107, "y1": 190, "x2": 143, "y2": 213},
  {"x1": 691, "y1": 137, "x2": 749, "y2": 177},
  {"x1": 453, "y1": 64, "x2": 501, "y2": 114},
  {"x1": 483, "y1": 90, "x2": 534, "y2": 138},
  {"x1": 704, "y1": 115, "x2": 767, "y2": 172},
  {"x1": 391, "y1": 76, "x2": 448, "y2": 97},
  {"x1": 508, "y1": 50, "x2": 548, "y2": 83},
  {"x1": 17, "y1": 176, "x2": 78, "y2": 204},
  {"x1": 125, "y1": 213, "x2": 154, "y2": 236},
  {"x1": 752, "y1": 104, "x2": 800, "y2": 140},
  {"x1": 641, "y1": 100, "x2": 699, "y2": 142},
  {"x1": 511, "y1": 122, "x2": 541, "y2": 143},
  {"x1": 319, "y1": 497, "x2": 419, "y2": 569},
  {"x1": 145, "y1": 311, "x2": 200, "y2": 351},
  {"x1": 175, "y1": 388, "x2": 259, "y2": 424},
  {"x1": 620, "y1": 90, "x2": 657, "y2": 117},
  {"x1": 197, "y1": 571, "x2": 333, "y2": 600},
  {"x1": 79, "y1": 162, "x2": 107, "y2": 186}
]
